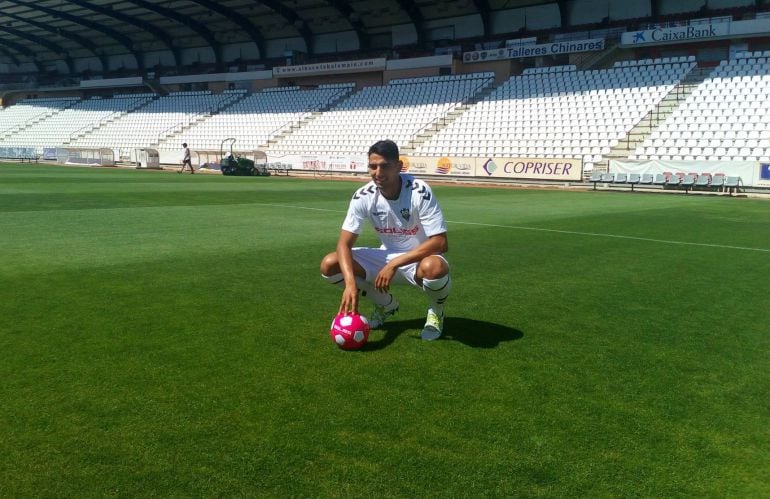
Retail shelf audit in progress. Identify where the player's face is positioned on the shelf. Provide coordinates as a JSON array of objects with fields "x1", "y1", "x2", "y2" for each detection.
[{"x1": 368, "y1": 153, "x2": 402, "y2": 197}]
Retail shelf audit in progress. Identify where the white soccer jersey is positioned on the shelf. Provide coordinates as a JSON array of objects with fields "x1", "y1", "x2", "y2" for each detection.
[{"x1": 342, "y1": 174, "x2": 447, "y2": 253}]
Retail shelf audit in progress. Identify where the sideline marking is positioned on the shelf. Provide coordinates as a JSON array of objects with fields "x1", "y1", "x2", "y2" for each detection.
[
  {"x1": 448, "y1": 220, "x2": 770, "y2": 253},
  {"x1": 253, "y1": 203, "x2": 770, "y2": 254}
]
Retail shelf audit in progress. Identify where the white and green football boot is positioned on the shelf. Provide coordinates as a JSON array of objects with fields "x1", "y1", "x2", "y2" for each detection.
[
  {"x1": 369, "y1": 298, "x2": 399, "y2": 329},
  {"x1": 421, "y1": 307, "x2": 444, "y2": 341}
]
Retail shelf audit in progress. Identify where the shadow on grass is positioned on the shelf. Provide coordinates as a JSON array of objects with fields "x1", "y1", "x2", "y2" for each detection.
[{"x1": 364, "y1": 317, "x2": 523, "y2": 350}]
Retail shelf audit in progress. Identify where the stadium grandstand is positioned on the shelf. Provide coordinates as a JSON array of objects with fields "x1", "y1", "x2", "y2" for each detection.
[{"x1": 1, "y1": 0, "x2": 770, "y2": 191}]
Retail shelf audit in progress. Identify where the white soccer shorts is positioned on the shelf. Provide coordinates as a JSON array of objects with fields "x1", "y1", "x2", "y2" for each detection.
[{"x1": 352, "y1": 247, "x2": 448, "y2": 287}]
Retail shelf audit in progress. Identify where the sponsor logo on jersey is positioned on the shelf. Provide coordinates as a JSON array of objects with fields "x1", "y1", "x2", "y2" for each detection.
[{"x1": 375, "y1": 226, "x2": 420, "y2": 235}]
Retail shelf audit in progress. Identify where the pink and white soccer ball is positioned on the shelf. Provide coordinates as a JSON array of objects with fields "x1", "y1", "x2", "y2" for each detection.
[{"x1": 330, "y1": 313, "x2": 370, "y2": 350}]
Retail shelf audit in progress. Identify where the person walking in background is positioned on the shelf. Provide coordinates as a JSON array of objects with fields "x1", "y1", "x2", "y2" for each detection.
[{"x1": 180, "y1": 143, "x2": 193, "y2": 174}]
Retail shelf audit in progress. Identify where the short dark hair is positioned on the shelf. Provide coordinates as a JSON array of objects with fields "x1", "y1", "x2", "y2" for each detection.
[
  {"x1": 368, "y1": 140, "x2": 399, "y2": 162},
  {"x1": 182, "y1": 143, "x2": 188, "y2": 147}
]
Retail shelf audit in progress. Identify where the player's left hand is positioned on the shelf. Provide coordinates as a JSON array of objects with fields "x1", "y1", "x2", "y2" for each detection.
[{"x1": 374, "y1": 265, "x2": 396, "y2": 293}]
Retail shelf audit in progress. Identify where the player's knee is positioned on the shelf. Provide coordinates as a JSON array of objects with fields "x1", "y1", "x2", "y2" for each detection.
[
  {"x1": 418, "y1": 255, "x2": 448, "y2": 280},
  {"x1": 320, "y1": 252, "x2": 340, "y2": 276}
]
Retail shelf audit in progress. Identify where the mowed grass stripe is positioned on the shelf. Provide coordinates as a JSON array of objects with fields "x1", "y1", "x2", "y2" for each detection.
[
  {"x1": 204, "y1": 200, "x2": 770, "y2": 254},
  {"x1": 447, "y1": 219, "x2": 770, "y2": 252}
]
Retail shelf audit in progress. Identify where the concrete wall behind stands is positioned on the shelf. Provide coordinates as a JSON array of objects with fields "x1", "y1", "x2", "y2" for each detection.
[
  {"x1": 274, "y1": 71, "x2": 380, "y2": 89},
  {"x1": 456, "y1": 59, "x2": 516, "y2": 83},
  {"x1": 383, "y1": 67, "x2": 443, "y2": 83}
]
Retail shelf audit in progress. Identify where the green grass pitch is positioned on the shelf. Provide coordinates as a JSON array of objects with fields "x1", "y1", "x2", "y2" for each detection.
[{"x1": 1, "y1": 163, "x2": 768, "y2": 496}]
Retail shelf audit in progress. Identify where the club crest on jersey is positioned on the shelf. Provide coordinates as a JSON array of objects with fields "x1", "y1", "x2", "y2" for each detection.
[{"x1": 400, "y1": 208, "x2": 410, "y2": 220}]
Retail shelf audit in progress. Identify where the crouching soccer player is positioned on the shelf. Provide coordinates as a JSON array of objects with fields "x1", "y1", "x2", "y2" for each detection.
[{"x1": 320, "y1": 139, "x2": 452, "y2": 340}]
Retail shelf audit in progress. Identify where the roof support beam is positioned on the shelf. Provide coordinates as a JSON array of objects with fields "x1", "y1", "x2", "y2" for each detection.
[
  {"x1": 0, "y1": 37, "x2": 39, "y2": 71},
  {"x1": 471, "y1": 0, "x2": 492, "y2": 38},
  {"x1": 650, "y1": 0, "x2": 661, "y2": 19},
  {"x1": 323, "y1": 1, "x2": 369, "y2": 51},
  {"x1": 64, "y1": 0, "x2": 180, "y2": 67},
  {"x1": 394, "y1": 0, "x2": 425, "y2": 47},
  {"x1": 257, "y1": 0, "x2": 314, "y2": 55},
  {"x1": 5, "y1": 1, "x2": 140, "y2": 69},
  {"x1": 0, "y1": 46, "x2": 21, "y2": 66},
  {"x1": 557, "y1": 0, "x2": 569, "y2": 28},
  {"x1": 2, "y1": 11, "x2": 108, "y2": 70},
  {"x1": 187, "y1": 0, "x2": 266, "y2": 59},
  {"x1": 0, "y1": 25, "x2": 73, "y2": 72},
  {"x1": 120, "y1": 0, "x2": 223, "y2": 69}
]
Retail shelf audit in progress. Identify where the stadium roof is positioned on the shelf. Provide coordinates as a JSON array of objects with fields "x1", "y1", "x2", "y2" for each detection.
[{"x1": 0, "y1": 0, "x2": 560, "y2": 71}]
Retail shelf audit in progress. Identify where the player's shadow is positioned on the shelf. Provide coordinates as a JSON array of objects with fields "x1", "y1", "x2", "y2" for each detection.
[{"x1": 364, "y1": 317, "x2": 523, "y2": 350}]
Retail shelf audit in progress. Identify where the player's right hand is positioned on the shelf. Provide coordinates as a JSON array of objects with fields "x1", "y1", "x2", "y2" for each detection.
[{"x1": 339, "y1": 285, "x2": 358, "y2": 314}]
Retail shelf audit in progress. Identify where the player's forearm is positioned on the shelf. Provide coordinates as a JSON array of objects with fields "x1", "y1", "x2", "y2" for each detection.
[
  {"x1": 336, "y1": 241, "x2": 358, "y2": 286},
  {"x1": 387, "y1": 234, "x2": 447, "y2": 269}
]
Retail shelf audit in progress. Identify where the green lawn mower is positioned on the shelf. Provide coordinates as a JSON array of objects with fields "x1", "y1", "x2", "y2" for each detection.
[{"x1": 219, "y1": 138, "x2": 270, "y2": 176}]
